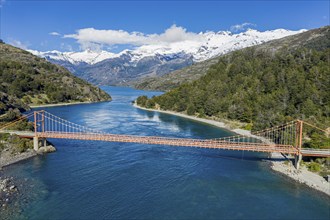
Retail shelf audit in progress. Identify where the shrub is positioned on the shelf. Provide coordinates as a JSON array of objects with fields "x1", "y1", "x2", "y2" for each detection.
[
  {"x1": 307, "y1": 162, "x2": 321, "y2": 172},
  {"x1": 0, "y1": 142, "x2": 5, "y2": 151},
  {"x1": 242, "y1": 123, "x2": 253, "y2": 131},
  {"x1": 5, "y1": 134, "x2": 33, "y2": 153},
  {"x1": 14, "y1": 138, "x2": 33, "y2": 153},
  {"x1": 136, "y1": 96, "x2": 148, "y2": 107},
  {"x1": 0, "y1": 133, "x2": 10, "y2": 141},
  {"x1": 146, "y1": 99, "x2": 155, "y2": 108},
  {"x1": 187, "y1": 104, "x2": 196, "y2": 115}
]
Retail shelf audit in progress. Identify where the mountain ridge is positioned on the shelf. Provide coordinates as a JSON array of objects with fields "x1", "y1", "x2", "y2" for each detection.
[
  {"x1": 29, "y1": 28, "x2": 305, "y2": 86},
  {"x1": 29, "y1": 28, "x2": 306, "y2": 65}
]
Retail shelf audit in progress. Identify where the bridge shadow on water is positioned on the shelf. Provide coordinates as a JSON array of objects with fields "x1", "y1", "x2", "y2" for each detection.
[{"x1": 192, "y1": 150, "x2": 288, "y2": 163}]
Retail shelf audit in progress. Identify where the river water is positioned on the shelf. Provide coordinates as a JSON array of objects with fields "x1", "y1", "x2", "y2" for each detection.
[{"x1": 2, "y1": 86, "x2": 329, "y2": 219}]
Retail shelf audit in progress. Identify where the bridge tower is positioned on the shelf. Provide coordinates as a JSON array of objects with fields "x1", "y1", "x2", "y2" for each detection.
[
  {"x1": 294, "y1": 120, "x2": 303, "y2": 169},
  {"x1": 33, "y1": 110, "x2": 46, "y2": 151}
]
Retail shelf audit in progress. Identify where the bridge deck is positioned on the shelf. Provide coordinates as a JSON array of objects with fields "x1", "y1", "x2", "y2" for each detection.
[
  {"x1": 300, "y1": 149, "x2": 330, "y2": 157},
  {"x1": 1, "y1": 130, "x2": 329, "y2": 157},
  {"x1": 39, "y1": 132, "x2": 297, "y2": 154}
]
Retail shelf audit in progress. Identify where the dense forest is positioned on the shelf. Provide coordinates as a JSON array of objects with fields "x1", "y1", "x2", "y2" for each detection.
[
  {"x1": 0, "y1": 42, "x2": 111, "y2": 116},
  {"x1": 137, "y1": 27, "x2": 330, "y2": 141}
]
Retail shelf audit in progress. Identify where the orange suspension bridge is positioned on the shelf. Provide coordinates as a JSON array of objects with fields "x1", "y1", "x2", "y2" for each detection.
[{"x1": 0, "y1": 110, "x2": 329, "y2": 169}]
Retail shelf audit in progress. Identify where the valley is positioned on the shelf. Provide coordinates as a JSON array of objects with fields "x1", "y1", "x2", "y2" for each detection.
[{"x1": 1, "y1": 1, "x2": 329, "y2": 219}]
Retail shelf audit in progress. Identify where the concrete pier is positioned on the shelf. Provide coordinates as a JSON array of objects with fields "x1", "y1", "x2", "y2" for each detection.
[
  {"x1": 294, "y1": 154, "x2": 302, "y2": 169},
  {"x1": 33, "y1": 136, "x2": 39, "y2": 151},
  {"x1": 42, "y1": 138, "x2": 47, "y2": 147}
]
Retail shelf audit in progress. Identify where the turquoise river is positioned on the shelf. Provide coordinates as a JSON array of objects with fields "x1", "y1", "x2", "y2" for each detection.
[{"x1": 1, "y1": 86, "x2": 329, "y2": 219}]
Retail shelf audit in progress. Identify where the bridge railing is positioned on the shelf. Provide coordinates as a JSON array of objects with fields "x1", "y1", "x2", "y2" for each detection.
[{"x1": 2, "y1": 110, "x2": 328, "y2": 156}]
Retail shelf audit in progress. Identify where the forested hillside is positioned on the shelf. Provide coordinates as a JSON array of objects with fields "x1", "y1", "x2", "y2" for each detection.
[
  {"x1": 137, "y1": 26, "x2": 330, "y2": 133},
  {"x1": 0, "y1": 42, "x2": 111, "y2": 116}
]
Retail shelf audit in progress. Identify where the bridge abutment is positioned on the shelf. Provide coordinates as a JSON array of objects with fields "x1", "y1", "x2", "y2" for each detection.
[
  {"x1": 33, "y1": 137, "x2": 48, "y2": 151},
  {"x1": 33, "y1": 136, "x2": 39, "y2": 151},
  {"x1": 294, "y1": 154, "x2": 302, "y2": 169},
  {"x1": 42, "y1": 138, "x2": 47, "y2": 147}
]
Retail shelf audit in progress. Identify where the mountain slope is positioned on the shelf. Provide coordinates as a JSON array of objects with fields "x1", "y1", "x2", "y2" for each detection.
[
  {"x1": 133, "y1": 56, "x2": 219, "y2": 91},
  {"x1": 75, "y1": 52, "x2": 194, "y2": 85},
  {"x1": 30, "y1": 28, "x2": 305, "y2": 86},
  {"x1": 136, "y1": 26, "x2": 329, "y2": 91},
  {"x1": 0, "y1": 42, "x2": 111, "y2": 115},
  {"x1": 136, "y1": 26, "x2": 330, "y2": 131}
]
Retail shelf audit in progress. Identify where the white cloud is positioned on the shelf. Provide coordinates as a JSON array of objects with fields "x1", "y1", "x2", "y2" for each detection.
[
  {"x1": 8, "y1": 39, "x2": 30, "y2": 50},
  {"x1": 49, "y1": 32, "x2": 61, "y2": 36},
  {"x1": 64, "y1": 25, "x2": 205, "y2": 49},
  {"x1": 78, "y1": 41, "x2": 103, "y2": 51},
  {"x1": 230, "y1": 22, "x2": 256, "y2": 32},
  {"x1": 154, "y1": 25, "x2": 203, "y2": 43}
]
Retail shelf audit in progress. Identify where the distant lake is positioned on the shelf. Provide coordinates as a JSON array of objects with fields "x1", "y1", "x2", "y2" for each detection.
[{"x1": 4, "y1": 86, "x2": 330, "y2": 219}]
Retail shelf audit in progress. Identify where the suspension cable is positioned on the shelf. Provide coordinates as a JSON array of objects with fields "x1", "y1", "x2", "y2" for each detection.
[
  {"x1": 0, "y1": 112, "x2": 34, "y2": 130},
  {"x1": 302, "y1": 121, "x2": 329, "y2": 134}
]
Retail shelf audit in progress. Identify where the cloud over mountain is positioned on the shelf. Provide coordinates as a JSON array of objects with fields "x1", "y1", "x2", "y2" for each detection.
[
  {"x1": 230, "y1": 22, "x2": 256, "y2": 32},
  {"x1": 63, "y1": 24, "x2": 305, "y2": 53},
  {"x1": 29, "y1": 27, "x2": 307, "y2": 86},
  {"x1": 64, "y1": 25, "x2": 206, "y2": 48}
]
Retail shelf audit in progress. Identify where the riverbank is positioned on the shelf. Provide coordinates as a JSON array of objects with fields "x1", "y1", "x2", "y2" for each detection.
[
  {"x1": 0, "y1": 145, "x2": 56, "y2": 169},
  {"x1": 270, "y1": 153, "x2": 330, "y2": 196},
  {"x1": 0, "y1": 149, "x2": 37, "y2": 169},
  {"x1": 29, "y1": 101, "x2": 94, "y2": 108},
  {"x1": 133, "y1": 103, "x2": 330, "y2": 197}
]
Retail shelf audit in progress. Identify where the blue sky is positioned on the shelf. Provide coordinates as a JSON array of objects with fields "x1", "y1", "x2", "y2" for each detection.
[{"x1": 0, "y1": 0, "x2": 329, "y2": 52}]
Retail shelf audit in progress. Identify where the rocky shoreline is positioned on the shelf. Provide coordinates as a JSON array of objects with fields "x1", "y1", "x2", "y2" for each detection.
[
  {"x1": 133, "y1": 103, "x2": 330, "y2": 197},
  {"x1": 269, "y1": 153, "x2": 330, "y2": 197},
  {"x1": 0, "y1": 149, "x2": 37, "y2": 169},
  {"x1": 0, "y1": 142, "x2": 56, "y2": 217},
  {"x1": 0, "y1": 176, "x2": 19, "y2": 209},
  {"x1": 0, "y1": 172, "x2": 47, "y2": 219},
  {"x1": 0, "y1": 145, "x2": 56, "y2": 169}
]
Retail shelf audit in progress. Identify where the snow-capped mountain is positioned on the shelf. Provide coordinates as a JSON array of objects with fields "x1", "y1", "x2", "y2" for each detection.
[
  {"x1": 29, "y1": 28, "x2": 306, "y2": 85},
  {"x1": 28, "y1": 49, "x2": 117, "y2": 65}
]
